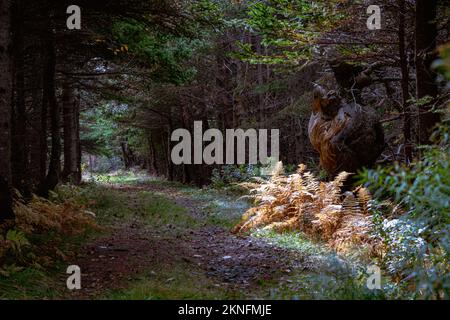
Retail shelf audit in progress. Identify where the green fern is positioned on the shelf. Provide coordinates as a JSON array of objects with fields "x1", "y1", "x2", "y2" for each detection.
[{"x1": 6, "y1": 230, "x2": 30, "y2": 255}]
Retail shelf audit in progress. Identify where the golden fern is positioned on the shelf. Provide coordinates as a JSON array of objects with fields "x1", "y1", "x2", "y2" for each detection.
[
  {"x1": 13, "y1": 194, "x2": 98, "y2": 236},
  {"x1": 233, "y1": 163, "x2": 381, "y2": 257}
]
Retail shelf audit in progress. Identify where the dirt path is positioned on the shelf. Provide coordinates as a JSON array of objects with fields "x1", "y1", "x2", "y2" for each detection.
[{"x1": 66, "y1": 182, "x2": 302, "y2": 299}]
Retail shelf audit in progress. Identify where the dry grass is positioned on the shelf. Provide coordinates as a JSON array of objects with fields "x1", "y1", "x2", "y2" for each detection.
[{"x1": 233, "y1": 164, "x2": 383, "y2": 258}]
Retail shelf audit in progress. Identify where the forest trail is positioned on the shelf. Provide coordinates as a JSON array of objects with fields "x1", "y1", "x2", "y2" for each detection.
[{"x1": 66, "y1": 180, "x2": 303, "y2": 299}]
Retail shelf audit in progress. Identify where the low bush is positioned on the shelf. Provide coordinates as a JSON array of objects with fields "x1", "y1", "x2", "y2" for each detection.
[{"x1": 360, "y1": 122, "x2": 450, "y2": 299}]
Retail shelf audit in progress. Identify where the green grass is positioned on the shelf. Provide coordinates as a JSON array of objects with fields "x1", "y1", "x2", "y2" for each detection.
[
  {"x1": 106, "y1": 263, "x2": 243, "y2": 300},
  {"x1": 137, "y1": 191, "x2": 197, "y2": 231},
  {"x1": 253, "y1": 230, "x2": 331, "y2": 256},
  {"x1": 266, "y1": 273, "x2": 389, "y2": 300},
  {"x1": 86, "y1": 170, "x2": 151, "y2": 185},
  {"x1": 251, "y1": 230, "x2": 406, "y2": 300},
  {"x1": 0, "y1": 266, "x2": 64, "y2": 299},
  {"x1": 55, "y1": 182, "x2": 191, "y2": 227},
  {"x1": 180, "y1": 187, "x2": 250, "y2": 229}
]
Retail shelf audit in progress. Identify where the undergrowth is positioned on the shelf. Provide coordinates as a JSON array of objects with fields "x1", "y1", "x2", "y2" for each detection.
[
  {"x1": 233, "y1": 163, "x2": 381, "y2": 258},
  {"x1": 360, "y1": 122, "x2": 450, "y2": 299},
  {"x1": 0, "y1": 186, "x2": 100, "y2": 299},
  {"x1": 235, "y1": 123, "x2": 449, "y2": 299},
  {"x1": 253, "y1": 229, "x2": 407, "y2": 299},
  {"x1": 0, "y1": 190, "x2": 98, "y2": 273}
]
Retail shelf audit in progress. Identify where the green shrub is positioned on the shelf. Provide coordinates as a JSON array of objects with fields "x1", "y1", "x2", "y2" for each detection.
[
  {"x1": 211, "y1": 165, "x2": 260, "y2": 189},
  {"x1": 360, "y1": 122, "x2": 450, "y2": 299}
]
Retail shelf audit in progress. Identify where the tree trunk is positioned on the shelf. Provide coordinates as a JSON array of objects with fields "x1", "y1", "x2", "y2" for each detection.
[
  {"x1": 415, "y1": 0, "x2": 440, "y2": 144},
  {"x1": 216, "y1": 37, "x2": 234, "y2": 130},
  {"x1": 28, "y1": 42, "x2": 46, "y2": 188},
  {"x1": 40, "y1": 27, "x2": 60, "y2": 197},
  {"x1": 165, "y1": 121, "x2": 174, "y2": 181},
  {"x1": 39, "y1": 30, "x2": 49, "y2": 186},
  {"x1": 39, "y1": 74, "x2": 48, "y2": 184},
  {"x1": 62, "y1": 79, "x2": 81, "y2": 184},
  {"x1": 398, "y1": 0, "x2": 412, "y2": 163},
  {"x1": 62, "y1": 79, "x2": 73, "y2": 181},
  {"x1": 11, "y1": 0, "x2": 28, "y2": 195},
  {"x1": 121, "y1": 141, "x2": 134, "y2": 169},
  {"x1": 0, "y1": 0, "x2": 14, "y2": 222},
  {"x1": 74, "y1": 90, "x2": 82, "y2": 184},
  {"x1": 147, "y1": 134, "x2": 158, "y2": 175}
]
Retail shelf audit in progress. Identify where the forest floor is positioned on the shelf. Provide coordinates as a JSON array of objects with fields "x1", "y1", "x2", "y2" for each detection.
[{"x1": 1, "y1": 173, "x2": 387, "y2": 300}]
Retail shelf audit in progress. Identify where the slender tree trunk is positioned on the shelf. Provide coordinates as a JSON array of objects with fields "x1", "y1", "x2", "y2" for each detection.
[
  {"x1": 74, "y1": 90, "x2": 82, "y2": 184},
  {"x1": 256, "y1": 38, "x2": 264, "y2": 125},
  {"x1": 28, "y1": 43, "x2": 45, "y2": 188},
  {"x1": 415, "y1": 0, "x2": 440, "y2": 144},
  {"x1": 39, "y1": 75, "x2": 48, "y2": 184},
  {"x1": 121, "y1": 140, "x2": 135, "y2": 169},
  {"x1": 216, "y1": 37, "x2": 234, "y2": 130},
  {"x1": 40, "y1": 27, "x2": 60, "y2": 196},
  {"x1": 62, "y1": 79, "x2": 73, "y2": 181},
  {"x1": 398, "y1": 0, "x2": 412, "y2": 163},
  {"x1": 39, "y1": 31, "x2": 50, "y2": 186},
  {"x1": 197, "y1": 115, "x2": 211, "y2": 186},
  {"x1": 0, "y1": 0, "x2": 14, "y2": 222},
  {"x1": 11, "y1": 0, "x2": 28, "y2": 194},
  {"x1": 147, "y1": 134, "x2": 157, "y2": 175},
  {"x1": 166, "y1": 119, "x2": 174, "y2": 181},
  {"x1": 62, "y1": 79, "x2": 80, "y2": 184}
]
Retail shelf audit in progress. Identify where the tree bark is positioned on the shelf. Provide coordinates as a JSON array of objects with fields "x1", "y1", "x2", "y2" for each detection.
[
  {"x1": 11, "y1": 0, "x2": 28, "y2": 194},
  {"x1": 39, "y1": 70, "x2": 48, "y2": 185},
  {"x1": 28, "y1": 42, "x2": 46, "y2": 188},
  {"x1": 62, "y1": 79, "x2": 81, "y2": 184},
  {"x1": 165, "y1": 121, "x2": 174, "y2": 181},
  {"x1": 0, "y1": 0, "x2": 14, "y2": 222},
  {"x1": 147, "y1": 134, "x2": 158, "y2": 175},
  {"x1": 74, "y1": 90, "x2": 82, "y2": 184},
  {"x1": 121, "y1": 140, "x2": 135, "y2": 169},
  {"x1": 415, "y1": 0, "x2": 440, "y2": 144},
  {"x1": 40, "y1": 27, "x2": 60, "y2": 196},
  {"x1": 398, "y1": 0, "x2": 412, "y2": 163}
]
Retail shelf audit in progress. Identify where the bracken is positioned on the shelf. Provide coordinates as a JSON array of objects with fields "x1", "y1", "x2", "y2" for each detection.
[{"x1": 233, "y1": 164, "x2": 384, "y2": 258}]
